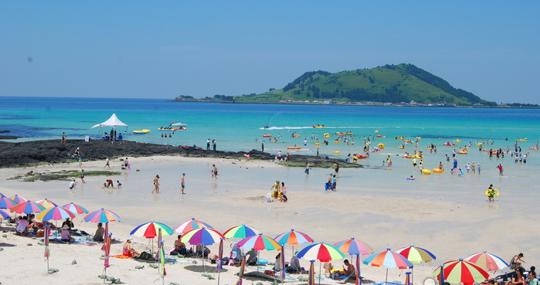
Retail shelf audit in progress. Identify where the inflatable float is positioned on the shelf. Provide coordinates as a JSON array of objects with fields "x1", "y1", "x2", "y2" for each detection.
[
  {"x1": 457, "y1": 149, "x2": 468, "y2": 155},
  {"x1": 377, "y1": 143, "x2": 385, "y2": 149},
  {"x1": 133, "y1": 129, "x2": 150, "y2": 134},
  {"x1": 432, "y1": 168, "x2": 444, "y2": 174},
  {"x1": 421, "y1": 169, "x2": 432, "y2": 175},
  {"x1": 484, "y1": 189, "x2": 500, "y2": 198},
  {"x1": 262, "y1": 134, "x2": 272, "y2": 138}
]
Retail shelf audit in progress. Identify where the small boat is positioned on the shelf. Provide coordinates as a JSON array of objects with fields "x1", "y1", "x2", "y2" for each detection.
[
  {"x1": 287, "y1": 146, "x2": 303, "y2": 150},
  {"x1": 312, "y1": 124, "x2": 325, "y2": 129},
  {"x1": 262, "y1": 134, "x2": 272, "y2": 138},
  {"x1": 133, "y1": 129, "x2": 151, "y2": 134}
]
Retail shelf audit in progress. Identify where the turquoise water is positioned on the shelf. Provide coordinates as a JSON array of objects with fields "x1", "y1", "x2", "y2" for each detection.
[{"x1": 1, "y1": 96, "x2": 539, "y2": 155}]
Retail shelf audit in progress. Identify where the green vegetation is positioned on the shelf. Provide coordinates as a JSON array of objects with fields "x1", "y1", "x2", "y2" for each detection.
[
  {"x1": 9, "y1": 170, "x2": 120, "y2": 182},
  {"x1": 234, "y1": 64, "x2": 496, "y2": 106}
]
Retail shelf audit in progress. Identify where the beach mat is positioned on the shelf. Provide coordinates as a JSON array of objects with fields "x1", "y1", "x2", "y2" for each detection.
[{"x1": 242, "y1": 271, "x2": 285, "y2": 283}]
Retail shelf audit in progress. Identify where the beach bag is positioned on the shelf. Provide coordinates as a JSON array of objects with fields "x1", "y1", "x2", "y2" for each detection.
[{"x1": 138, "y1": 251, "x2": 155, "y2": 261}]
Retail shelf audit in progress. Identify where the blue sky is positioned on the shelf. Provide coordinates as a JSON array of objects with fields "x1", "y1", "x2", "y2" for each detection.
[{"x1": 1, "y1": 1, "x2": 539, "y2": 103}]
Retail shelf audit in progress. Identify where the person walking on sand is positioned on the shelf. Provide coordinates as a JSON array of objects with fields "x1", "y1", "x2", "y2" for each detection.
[
  {"x1": 180, "y1": 173, "x2": 186, "y2": 194},
  {"x1": 497, "y1": 163, "x2": 504, "y2": 176},
  {"x1": 80, "y1": 169, "x2": 85, "y2": 183},
  {"x1": 211, "y1": 164, "x2": 218, "y2": 178},
  {"x1": 152, "y1": 175, "x2": 160, "y2": 194},
  {"x1": 105, "y1": 158, "x2": 111, "y2": 168},
  {"x1": 304, "y1": 162, "x2": 310, "y2": 175}
]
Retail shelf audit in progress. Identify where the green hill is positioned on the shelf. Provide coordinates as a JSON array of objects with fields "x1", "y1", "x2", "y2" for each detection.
[{"x1": 234, "y1": 64, "x2": 495, "y2": 106}]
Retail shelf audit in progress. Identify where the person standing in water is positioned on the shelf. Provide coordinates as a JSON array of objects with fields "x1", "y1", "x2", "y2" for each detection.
[
  {"x1": 152, "y1": 175, "x2": 160, "y2": 194},
  {"x1": 304, "y1": 162, "x2": 310, "y2": 175},
  {"x1": 180, "y1": 173, "x2": 186, "y2": 194}
]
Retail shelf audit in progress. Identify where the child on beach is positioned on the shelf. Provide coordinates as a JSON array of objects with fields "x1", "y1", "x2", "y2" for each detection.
[
  {"x1": 211, "y1": 164, "x2": 218, "y2": 178},
  {"x1": 69, "y1": 179, "x2": 77, "y2": 190}
]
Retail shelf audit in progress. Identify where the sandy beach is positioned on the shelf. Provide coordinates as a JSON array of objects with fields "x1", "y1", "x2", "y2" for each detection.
[{"x1": 1, "y1": 151, "x2": 538, "y2": 284}]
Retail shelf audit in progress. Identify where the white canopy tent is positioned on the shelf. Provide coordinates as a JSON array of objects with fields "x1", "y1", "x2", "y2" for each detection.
[{"x1": 91, "y1": 113, "x2": 128, "y2": 129}]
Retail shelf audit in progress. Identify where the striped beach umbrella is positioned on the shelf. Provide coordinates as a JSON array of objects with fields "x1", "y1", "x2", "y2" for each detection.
[
  {"x1": 335, "y1": 238, "x2": 373, "y2": 285},
  {"x1": 0, "y1": 209, "x2": 10, "y2": 219},
  {"x1": 297, "y1": 242, "x2": 346, "y2": 285},
  {"x1": 62, "y1": 202, "x2": 89, "y2": 215},
  {"x1": 364, "y1": 248, "x2": 413, "y2": 269},
  {"x1": 434, "y1": 259, "x2": 490, "y2": 285},
  {"x1": 223, "y1": 224, "x2": 259, "y2": 239},
  {"x1": 130, "y1": 221, "x2": 174, "y2": 239},
  {"x1": 0, "y1": 196, "x2": 15, "y2": 209},
  {"x1": 297, "y1": 242, "x2": 346, "y2": 263},
  {"x1": 10, "y1": 200, "x2": 45, "y2": 214},
  {"x1": 83, "y1": 208, "x2": 121, "y2": 223},
  {"x1": 464, "y1": 251, "x2": 509, "y2": 272},
  {"x1": 36, "y1": 198, "x2": 58, "y2": 209},
  {"x1": 275, "y1": 229, "x2": 314, "y2": 247},
  {"x1": 10, "y1": 194, "x2": 26, "y2": 204},
  {"x1": 335, "y1": 237, "x2": 373, "y2": 257},
  {"x1": 174, "y1": 218, "x2": 213, "y2": 235},
  {"x1": 237, "y1": 234, "x2": 281, "y2": 251},
  {"x1": 36, "y1": 206, "x2": 75, "y2": 222},
  {"x1": 364, "y1": 248, "x2": 413, "y2": 285},
  {"x1": 397, "y1": 245, "x2": 436, "y2": 265},
  {"x1": 181, "y1": 227, "x2": 223, "y2": 246}
]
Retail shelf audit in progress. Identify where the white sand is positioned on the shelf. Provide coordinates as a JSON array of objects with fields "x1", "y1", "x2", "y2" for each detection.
[{"x1": 0, "y1": 152, "x2": 538, "y2": 284}]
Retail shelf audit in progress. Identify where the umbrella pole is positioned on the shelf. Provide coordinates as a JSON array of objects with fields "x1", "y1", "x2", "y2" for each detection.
[
  {"x1": 385, "y1": 268, "x2": 388, "y2": 285},
  {"x1": 412, "y1": 267, "x2": 414, "y2": 285},
  {"x1": 318, "y1": 262, "x2": 322, "y2": 285},
  {"x1": 356, "y1": 254, "x2": 361, "y2": 285}
]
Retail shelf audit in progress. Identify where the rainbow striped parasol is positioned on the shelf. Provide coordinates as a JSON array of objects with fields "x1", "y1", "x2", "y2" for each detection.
[
  {"x1": 0, "y1": 209, "x2": 10, "y2": 219},
  {"x1": 397, "y1": 245, "x2": 436, "y2": 264},
  {"x1": 275, "y1": 229, "x2": 314, "y2": 246},
  {"x1": 297, "y1": 242, "x2": 346, "y2": 262},
  {"x1": 363, "y1": 248, "x2": 413, "y2": 269},
  {"x1": 36, "y1": 198, "x2": 58, "y2": 209},
  {"x1": 174, "y1": 218, "x2": 213, "y2": 235},
  {"x1": 335, "y1": 237, "x2": 373, "y2": 256},
  {"x1": 84, "y1": 208, "x2": 121, "y2": 223},
  {"x1": 223, "y1": 224, "x2": 259, "y2": 239},
  {"x1": 10, "y1": 200, "x2": 45, "y2": 214},
  {"x1": 130, "y1": 221, "x2": 174, "y2": 239},
  {"x1": 237, "y1": 234, "x2": 281, "y2": 251},
  {"x1": 62, "y1": 202, "x2": 89, "y2": 215},
  {"x1": 0, "y1": 196, "x2": 15, "y2": 209},
  {"x1": 36, "y1": 206, "x2": 75, "y2": 222},
  {"x1": 181, "y1": 227, "x2": 223, "y2": 246},
  {"x1": 10, "y1": 194, "x2": 26, "y2": 204}
]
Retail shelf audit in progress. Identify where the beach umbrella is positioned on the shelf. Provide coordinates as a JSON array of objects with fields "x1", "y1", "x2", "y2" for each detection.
[
  {"x1": 10, "y1": 200, "x2": 45, "y2": 214},
  {"x1": 10, "y1": 194, "x2": 26, "y2": 204},
  {"x1": 237, "y1": 233, "x2": 281, "y2": 251},
  {"x1": 275, "y1": 229, "x2": 314, "y2": 247},
  {"x1": 433, "y1": 259, "x2": 490, "y2": 285},
  {"x1": 181, "y1": 227, "x2": 223, "y2": 246},
  {"x1": 335, "y1": 238, "x2": 373, "y2": 285},
  {"x1": 0, "y1": 192, "x2": 4, "y2": 198},
  {"x1": 236, "y1": 234, "x2": 282, "y2": 284},
  {"x1": 36, "y1": 206, "x2": 75, "y2": 222},
  {"x1": 0, "y1": 209, "x2": 10, "y2": 219},
  {"x1": 397, "y1": 245, "x2": 436, "y2": 265},
  {"x1": 223, "y1": 224, "x2": 259, "y2": 239},
  {"x1": 464, "y1": 251, "x2": 509, "y2": 272},
  {"x1": 364, "y1": 248, "x2": 413, "y2": 284},
  {"x1": 182, "y1": 227, "x2": 223, "y2": 274},
  {"x1": 83, "y1": 208, "x2": 121, "y2": 223},
  {"x1": 62, "y1": 202, "x2": 89, "y2": 215},
  {"x1": 0, "y1": 196, "x2": 15, "y2": 209},
  {"x1": 130, "y1": 221, "x2": 174, "y2": 239},
  {"x1": 36, "y1": 198, "x2": 58, "y2": 209},
  {"x1": 174, "y1": 218, "x2": 213, "y2": 235},
  {"x1": 297, "y1": 242, "x2": 346, "y2": 284},
  {"x1": 397, "y1": 245, "x2": 436, "y2": 285},
  {"x1": 275, "y1": 229, "x2": 314, "y2": 281}
]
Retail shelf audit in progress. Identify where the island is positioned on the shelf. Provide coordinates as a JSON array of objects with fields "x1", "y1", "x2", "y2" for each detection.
[{"x1": 175, "y1": 63, "x2": 537, "y2": 107}]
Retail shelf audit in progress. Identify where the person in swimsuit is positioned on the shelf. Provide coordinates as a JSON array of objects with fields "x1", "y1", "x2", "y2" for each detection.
[
  {"x1": 152, "y1": 175, "x2": 160, "y2": 193},
  {"x1": 180, "y1": 173, "x2": 186, "y2": 194}
]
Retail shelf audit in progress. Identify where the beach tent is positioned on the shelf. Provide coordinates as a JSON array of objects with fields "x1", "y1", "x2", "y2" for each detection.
[{"x1": 91, "y1": 113, "x2": 128, "y2": 128}]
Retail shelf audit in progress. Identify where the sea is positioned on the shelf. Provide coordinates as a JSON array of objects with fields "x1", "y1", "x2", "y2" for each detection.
[{"x1": 1, "y1": 97, "x2": 538, "y2": 153}]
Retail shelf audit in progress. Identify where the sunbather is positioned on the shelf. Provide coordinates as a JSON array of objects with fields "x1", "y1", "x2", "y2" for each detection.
[
  {"x1": 170, "y1": 235, "x2": 187, "y2": 256},
  {"x1": 93, "y1": 223, "x2": 104, "y2": 242},
  {"x1": 122, "y1": 239, "x2": 140, "y2": 258},
  {"x1": 331, "y1": 259, "x2": 355, "y2": 281}
]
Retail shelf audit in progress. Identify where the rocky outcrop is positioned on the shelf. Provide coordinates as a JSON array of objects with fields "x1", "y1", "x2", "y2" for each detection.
[{"x1": 0, "y1": 139, "x2": 360, "y2": 169}]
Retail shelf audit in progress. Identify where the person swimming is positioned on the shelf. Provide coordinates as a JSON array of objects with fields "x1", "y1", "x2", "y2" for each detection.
[{"x1": 407, "y1": 175, "x2": 415, "y2": 181}]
